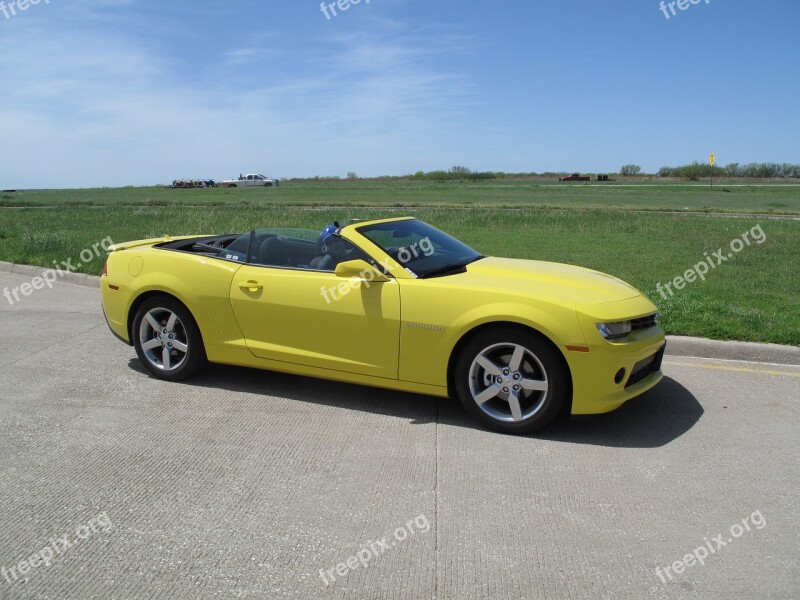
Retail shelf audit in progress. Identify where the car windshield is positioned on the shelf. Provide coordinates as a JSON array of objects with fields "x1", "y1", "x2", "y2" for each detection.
[{"x1": 356, "y1": 219, "x2": 483, "y2": 278}]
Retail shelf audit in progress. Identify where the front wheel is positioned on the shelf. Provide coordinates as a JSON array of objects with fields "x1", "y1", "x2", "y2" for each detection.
[
  {"x1": 454, "y1": 327, "x2": 568, "y2": 434},
  {"x1": 132, "y1": 296, "x2": 205, "y2": 381}
]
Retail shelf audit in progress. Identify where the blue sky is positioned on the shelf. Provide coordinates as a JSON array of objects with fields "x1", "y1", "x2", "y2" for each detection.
[{"x1": 1, "y1": 0, "x2": 798, "y2": 188}]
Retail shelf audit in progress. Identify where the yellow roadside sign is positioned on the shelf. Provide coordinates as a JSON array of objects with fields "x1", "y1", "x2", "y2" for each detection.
[{"x1": 709, "y1": 152, "x2": 716, "y2": 166}]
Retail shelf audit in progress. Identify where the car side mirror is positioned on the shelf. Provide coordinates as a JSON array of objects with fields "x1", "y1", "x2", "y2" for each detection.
[{"x1": 334, "y1": 259, "x2": 390, "y2": 283}]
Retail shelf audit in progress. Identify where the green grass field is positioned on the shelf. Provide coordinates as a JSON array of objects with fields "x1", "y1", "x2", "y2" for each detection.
[{"x1": 1, "y1": 181, "x2": 798, "y2": 345}]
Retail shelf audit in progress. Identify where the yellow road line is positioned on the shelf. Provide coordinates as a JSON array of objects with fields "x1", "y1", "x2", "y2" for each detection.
[{"x1": 664, "y1": 360, "x2": 800, "y2": 378}]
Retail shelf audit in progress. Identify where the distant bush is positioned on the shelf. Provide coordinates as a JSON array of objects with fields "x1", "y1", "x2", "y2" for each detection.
[
  {"x1": 449, "y1": 165, "x2": 471, "y2": 175},
  {"x1": 620, "y1": 164, "x2": 642, "y2": 176},
  {"x1": 409, "y1": 168, "x2": 498, "y2": 181}
]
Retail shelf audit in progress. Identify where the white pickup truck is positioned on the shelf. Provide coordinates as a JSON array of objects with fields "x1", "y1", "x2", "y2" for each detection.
[{"x1": 219, "y1": 173, "x2": 280, "y2": 187}]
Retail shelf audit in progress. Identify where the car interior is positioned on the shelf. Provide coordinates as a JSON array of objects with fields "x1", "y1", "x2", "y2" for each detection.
[{"x1": 157, "y1": 230, "x2": 370, "y2": 273}]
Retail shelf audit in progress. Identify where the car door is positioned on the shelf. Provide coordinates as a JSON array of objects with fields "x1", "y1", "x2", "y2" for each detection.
[{"x1": 229, "y1": 264, "x2": 401, "y2": 379}]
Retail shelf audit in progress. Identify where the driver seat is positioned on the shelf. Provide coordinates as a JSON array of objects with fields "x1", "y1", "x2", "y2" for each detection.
[{"x1": 258, "y1": 237, "x2": 288, "y2": 266}]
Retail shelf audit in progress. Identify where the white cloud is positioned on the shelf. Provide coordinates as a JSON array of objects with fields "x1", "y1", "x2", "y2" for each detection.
[{"x1": 0, "y1": 15, "x2": 487, "y2": 187}]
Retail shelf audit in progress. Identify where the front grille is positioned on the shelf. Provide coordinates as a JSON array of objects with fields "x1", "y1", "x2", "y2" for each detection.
[
  {"x1": 631, "y1": 314, "x2": 659, "y2": 332},
  {"x1": 625, "y1": 344, "x2": 665, "y2": 388}
]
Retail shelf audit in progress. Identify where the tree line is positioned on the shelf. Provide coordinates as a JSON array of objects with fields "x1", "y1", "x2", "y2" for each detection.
[
  {"x1": 657, "y1": 162, "x2": 800, "y2": 179},
  {"x1": 312, "y1": 162, "x2": 800, "y2": 182}
]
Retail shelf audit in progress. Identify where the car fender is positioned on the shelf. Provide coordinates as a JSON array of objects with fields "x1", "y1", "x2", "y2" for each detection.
[
  {"x1": 399, "y1": 299, "x2": 586, "y2": 387},
  {"x1": 106, "y1": 251, "x2": 244, "y2": 346}
]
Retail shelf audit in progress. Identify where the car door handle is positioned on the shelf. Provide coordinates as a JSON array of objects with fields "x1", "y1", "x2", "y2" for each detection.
[{"x1": 238, "y1": 280, "x2": 263, "y2": 291}]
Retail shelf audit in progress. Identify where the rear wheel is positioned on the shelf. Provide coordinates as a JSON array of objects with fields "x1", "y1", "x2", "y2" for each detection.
[
  {"x1": 132, "y1": 296, "x2": 205, "y2": 381},
  {"x1": 454, "y1": 327, "x2": 568, "y2": 434}
]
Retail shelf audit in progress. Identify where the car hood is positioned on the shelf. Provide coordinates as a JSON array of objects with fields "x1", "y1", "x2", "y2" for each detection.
[{"x1": 456, "y1": 257, "x2": 643, "y2": 305}]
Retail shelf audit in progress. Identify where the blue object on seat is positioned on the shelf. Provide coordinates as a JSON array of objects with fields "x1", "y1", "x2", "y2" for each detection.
[{"x1": 320, "y1": 224, "x2": 339, "y2": 243}]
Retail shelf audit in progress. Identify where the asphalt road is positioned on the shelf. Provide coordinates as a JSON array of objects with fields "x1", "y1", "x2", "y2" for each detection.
[{"x1": 1, "y1": 271, "x2": 798, "y2": 600}]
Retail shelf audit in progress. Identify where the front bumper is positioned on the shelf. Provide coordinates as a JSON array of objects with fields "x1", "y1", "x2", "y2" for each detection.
[{"x1": 567, "y1": 296, "x2": 666, "y2": 414}]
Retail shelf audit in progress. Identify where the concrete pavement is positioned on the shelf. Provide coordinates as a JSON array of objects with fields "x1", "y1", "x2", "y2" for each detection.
[{"x1": 0, "y1": 270, "x2": 798, "y2": 599}]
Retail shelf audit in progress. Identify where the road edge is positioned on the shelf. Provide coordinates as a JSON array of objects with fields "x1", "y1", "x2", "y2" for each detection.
[
  {"x1": 1, "y1": 260, "x2": 798, "y2": 364},
  {"x1": 664, "y1": 335, "x2": 800, "y2": 366},
  {"x1": 0, "y1": 260, "x2": 100, "y2": 288}
]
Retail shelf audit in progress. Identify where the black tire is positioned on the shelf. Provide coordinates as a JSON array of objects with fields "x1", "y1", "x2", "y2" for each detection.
[
  {"x1": 229, "y1": 184, "x2": 237, "y2": 188},
  {"x1": 131, "y1": 296, "x2": 206, "y2": 381},
  {"x1": 453, "y1": 326, "x2": 568, "y2": 434}
]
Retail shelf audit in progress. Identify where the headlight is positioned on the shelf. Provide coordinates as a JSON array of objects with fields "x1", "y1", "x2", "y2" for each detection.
[{"x1": 596, "y1": 320, "x2": 632, "y2": 340}]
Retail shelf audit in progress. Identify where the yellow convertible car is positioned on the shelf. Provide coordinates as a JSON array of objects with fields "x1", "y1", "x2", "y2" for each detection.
[{"x1": 101, "y1": 217, "x2": 665, "y2": 434}]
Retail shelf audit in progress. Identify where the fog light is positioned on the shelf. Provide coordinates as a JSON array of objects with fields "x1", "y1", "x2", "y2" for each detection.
[{"x1": 614, "y1": 368, "x2": 626, "y2": 384}]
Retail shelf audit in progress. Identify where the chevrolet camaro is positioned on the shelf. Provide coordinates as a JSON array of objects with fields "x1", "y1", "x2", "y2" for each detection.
[{"x1": 101, "y1": 217, "x2": 665, "y2": 434}]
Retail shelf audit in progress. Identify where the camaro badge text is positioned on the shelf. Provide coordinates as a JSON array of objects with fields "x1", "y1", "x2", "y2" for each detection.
[{"x1": 404, "y1": 322, "x2": 445, "y2": 332}]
